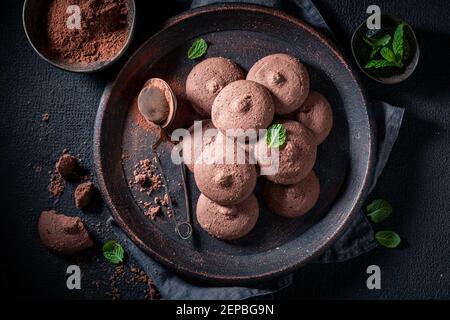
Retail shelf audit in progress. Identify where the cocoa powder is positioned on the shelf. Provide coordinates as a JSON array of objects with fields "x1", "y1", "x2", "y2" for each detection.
[{"x1": 45, "y1": 0, "x2": 129, "y2": 64}]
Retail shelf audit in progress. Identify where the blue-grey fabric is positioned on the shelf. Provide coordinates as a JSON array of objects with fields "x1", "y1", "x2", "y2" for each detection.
[{"x1": 109, "y1": 0, "x2": 405, "y2": 299}]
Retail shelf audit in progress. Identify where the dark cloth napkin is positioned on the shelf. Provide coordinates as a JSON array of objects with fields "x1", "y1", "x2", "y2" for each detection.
[{"x1": 108, "y1": 0, "x2": 405, "y2": 299}]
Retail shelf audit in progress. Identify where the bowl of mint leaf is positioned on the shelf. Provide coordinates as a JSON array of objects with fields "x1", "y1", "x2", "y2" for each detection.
[{"x1": 351, "y1": 15, "x2": 419, "y2": 84}]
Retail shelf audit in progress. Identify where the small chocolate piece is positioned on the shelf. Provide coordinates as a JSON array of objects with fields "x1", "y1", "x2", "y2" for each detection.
[
  {"x1": 56, "y1": 154, "x2": 79, "y2": 179},
  {"x1": 134, "y1": 174, "x2": 147, "y2": 186},
  {"x1": 74, "y1": 182, "x2": 96, "y2": 208},
  {"x1": 145, "y1": 206, "x2": 161, "y2": 220},
  {"x1": 48, "y1": 171, "x2": 65, "y2": 199},
  {"x1": 38, "y1": 210, "x2": 93, "y2": 254}
]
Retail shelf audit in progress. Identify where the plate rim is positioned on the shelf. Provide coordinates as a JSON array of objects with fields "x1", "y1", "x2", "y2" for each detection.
[{"x1": 93, "y1": 3, "x2": 376, "y2": 285}]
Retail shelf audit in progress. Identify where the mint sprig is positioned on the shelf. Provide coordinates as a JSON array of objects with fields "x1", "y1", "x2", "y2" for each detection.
[
  {"x1": 366, "y1": 199, "x2": 393, "y2": 223},
  {"x1": 187, "y1": 38, "x2": 208, "y2": 60},
  {"x1": 265, "y1": 123, "x2": 287, "y2": 149},
  {"x1": 363, "y1": 34, "x2": 391, "y2": 58},
  {"x1": 102, "y1": 240, "x2": 125, "y2": 264},
  {"x1": 375, "y1": 231, "x2": 401, "y2": 248},
  {"x1": 392, "y1": 23, "x2": 404, "y2": 61},
  {"x1": 364, "y1": 23, "x2": 405, "y2": 69}
]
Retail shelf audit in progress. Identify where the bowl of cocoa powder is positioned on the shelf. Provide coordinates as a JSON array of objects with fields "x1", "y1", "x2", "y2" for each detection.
[{"x1": 23, "y1": 0, "x2": 136, "y2": 73}]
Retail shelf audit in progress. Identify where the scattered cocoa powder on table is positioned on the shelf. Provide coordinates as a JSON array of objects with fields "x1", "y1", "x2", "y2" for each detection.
[{"x1": 44, "y1": 0, "x2": 129, "y2": 64}]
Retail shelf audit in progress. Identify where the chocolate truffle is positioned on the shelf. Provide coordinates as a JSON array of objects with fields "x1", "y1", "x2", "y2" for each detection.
[
  {"x1": 247, "y1": 53, "x2": 310, "y2": 114},
  {"x1": 262, "y1": 171, "x2": 320, "y2": 218},
  {"x1": 181, "y1": 120, "x2": 218, "y2": 172},
  {"x1": 56, "y1": 154, "x2": 79, "y2": 179},
  {"x1": 211, "y1": 80, "x2": 274, "y2": 137},
  {"x1": 186, "y1": 57, "x2": 245, "y2": 116},
  {"x1": 295, "y1": 91, "x2": 333, "y2": 145},
  {"x1": 196, "y1": 193, "x2": 259, "y2": 240},
  {"x1": 194, "y1": 134, "x2": 257, "y2": 205},
  {"x1": 38, "y1": 210, "x2": 93, "y2": 254},
  {"x1": 255, "y1": 120, "x2": 316, "y2": 185},
  {"x1": 74, "y1": 182, "x2": 96, "y2": 208}
]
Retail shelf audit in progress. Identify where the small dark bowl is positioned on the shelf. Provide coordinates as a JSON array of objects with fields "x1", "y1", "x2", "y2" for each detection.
[
  {"x1": 351, "y1": 15, "x2": 419, "y2": 84},
  {"x1": 23, "y1": 0, "x2": 136, "y2": 73}
]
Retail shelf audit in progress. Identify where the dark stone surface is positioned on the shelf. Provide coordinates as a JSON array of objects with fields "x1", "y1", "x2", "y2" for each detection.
[{"x1": 0, "y1": 0, "x2": 448, "y2": 299}]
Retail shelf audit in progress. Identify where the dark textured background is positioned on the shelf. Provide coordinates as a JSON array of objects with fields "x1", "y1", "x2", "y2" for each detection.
[{"x1": 0, "y1": 0, "x2": 449, "y2": 299}]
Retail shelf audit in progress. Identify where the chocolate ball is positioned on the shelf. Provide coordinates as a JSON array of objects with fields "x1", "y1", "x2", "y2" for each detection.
[
  {"x1": 262, "y1": 171, "x2": 320, "y2": 218},
  {"x1": 247, "y1": 53, "x2": 310, "y2": 114},
  {"x1": 186, "y1": 57, "x2": 245, "y2": 116},
  {"x1": 295, "y1": 90, "x2": 333, "y2": 145},
  {"x1": 211, "y1": 80, "x2": 274, "y2": 137},
  {"x1": 196, "y1": 193, "x2": 259, "y2": 240},
  {"x1": 255, "y1": 120, "x2": 316, "y2": 185}
]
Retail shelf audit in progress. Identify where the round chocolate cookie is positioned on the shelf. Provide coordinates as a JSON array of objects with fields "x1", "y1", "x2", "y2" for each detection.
[
  {"x1": 296, "y1": 91, "x2": 333, "y2": 145},
  {"x1": 196, "y1": 193, "x2": 259, "y2": 240},
  {"x1": 211, "y1": 80, "x2": 274, "y2": 137},
  {"x1": 247, "y1": 53, "x2": 310, "y2": 115},
  {"x1": 181, "y1": 120, "x2": 218, "y2": 172},
  {"x1": 255, "y1": 120, "x2": 316, "y2": 185},
  {"x1": 186, "y1": 57, "x2": 245, "y2": 116},
  {"x1": 262, "y1": 170, "x2": 320, "y2": 218},
  {"x1": 194, "y1": 134, "x2": 257, "y2": 205}
]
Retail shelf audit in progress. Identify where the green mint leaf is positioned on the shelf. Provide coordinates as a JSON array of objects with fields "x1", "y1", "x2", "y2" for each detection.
[
  {"x1": 102, "y1": 240, "x2": 125, "y2": 264},
  {"x1": 373, "y1": 34, "x2": 391, "y2": 47},
  {"x1": 392, "y1": 23, "x2": 404, "y2": 61},
  {"x1": 265, "y1": 123, "x2": 287, "y2": 148},
  {"x1": 187, "y1": 38, "x2": 208, "y2": 60},
  {"x1": 380, "y1": 47, "x2": 397, "y2": 63},
  {"x1": 366, "y1": 199, "x2": 393, "y2": 223},
  {"x1": 370, "y1": 47, "x2": 381, "y2": 59},
  {"x1": 364, "y1": 59, "x2": 398, "y2": 69},
  {"x1": 363, "y1": 36, "x2": 375, "y2": 47},
  {"x1": 375, "y1": 231, "x2": 401, "y2": 248}
]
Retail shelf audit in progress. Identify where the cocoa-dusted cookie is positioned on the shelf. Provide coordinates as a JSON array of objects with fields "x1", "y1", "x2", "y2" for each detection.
[
  {"x1": 38, "y1": 210, "x2": 93, "y2": 254},
  {"x1": 196, "y1": 193, "x2": 259, "y2": 240},
  {"x1": 211, "y1": 80, "x2": 274, "y2": 137},
  {"x1": 194, "y1": 134, "x2": 257, "y2": 205},
  {"x1": 247, "y1": 53, "x2": 310, "y2": 115},
  {"x1": 295, "y1": 91, "x2": 333, "y2": 145},
  {"x1": 255, "y1": 120, "x2": 316, "y2": 185},
  {"x1": 186, "y1": 57, "x2": 244, "y2": 116},
  {"x1": 262, "y1": 170, "x2": 320, "y2": 218},
  {"x1": 181, "y1": 119, "x2": 218, "y2": 172}
]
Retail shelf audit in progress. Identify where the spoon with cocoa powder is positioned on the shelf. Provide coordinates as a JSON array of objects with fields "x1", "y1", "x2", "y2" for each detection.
[{"x1": 138, "y1": 79, "x2": 192, "y2": 240}]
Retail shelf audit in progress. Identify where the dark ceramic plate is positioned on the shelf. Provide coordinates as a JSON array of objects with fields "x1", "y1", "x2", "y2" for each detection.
[{"x1": 94, "y1": 4, "x2": 375, "y2": 285}]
